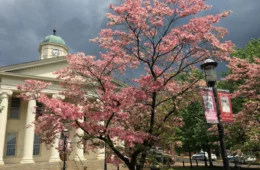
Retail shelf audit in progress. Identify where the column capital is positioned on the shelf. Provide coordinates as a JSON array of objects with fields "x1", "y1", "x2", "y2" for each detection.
[
  {"x1": 25, "y1": 92, "x2": 38, "y2": 100},
  {"x1": 0, "y1": 89, "x2": 13, "y2": 97},
  {"x1": 52, "y1": 94, "x2": 65, "y2": 100}
]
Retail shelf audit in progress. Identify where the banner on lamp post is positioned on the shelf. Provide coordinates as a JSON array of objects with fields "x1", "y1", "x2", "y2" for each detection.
[
  {"x1": 58, "y1": 138, "x2": 73, "y2": 153},
  {"x1": 200, "y1": 88, "x2": 219, "y2": 124},
  {"x1": 217, "y1": 91, "x2": 233, "y2": 123}
]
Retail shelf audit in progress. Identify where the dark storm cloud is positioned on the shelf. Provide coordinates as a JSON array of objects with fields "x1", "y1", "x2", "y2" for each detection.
[
  {"x1": 0, "y1": 0, "x2": 260, "y2": 68},
  {"x1": 207, "y1": 0, "x2": 260, "y2": 47},
  {"x1": 204, "y1": 0, "x2": 260, "y2": 75},
  {"x1": 0, "y1": 0, "x2": 116, "y2": 66}
]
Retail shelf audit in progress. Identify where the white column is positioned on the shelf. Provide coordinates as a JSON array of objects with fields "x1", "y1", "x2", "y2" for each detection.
[
  {"x1": 74, "y1": 125, "x2": 86, "y2": 161},
  {"x1": 74, "y1": 104, "x2": 86, "y2": 161},
  {"x1": 49, "y1": 133, "x2": 61, "y2": 162},
  {"x1": 96, "y1": 121, "x2": 105, "y2": 160},
  {"x1": 49, "y1": 94, "x2": 65, "y2": 162},
  {"x1": 0, "y1": 90, "x2": 13, "y2": 165},
  {"x1": 20, "y1": 98, "x2": 36, "y2": 164},
  {"x1": 97, "y1": 146, "x2": 105, "y2": 160}
]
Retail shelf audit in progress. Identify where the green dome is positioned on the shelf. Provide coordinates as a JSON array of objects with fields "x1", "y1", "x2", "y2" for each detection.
[{"x1": 41, "y1": 35, "x2": 66, "y2": 45}]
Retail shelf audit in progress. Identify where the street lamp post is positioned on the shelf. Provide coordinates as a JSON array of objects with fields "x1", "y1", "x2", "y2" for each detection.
[
  {"x1": 200, "y1": 59, "x2": 230, "y2": 170},
  {"x1": 62, "y1": 129, "x2": 68, "y2": 170},
  {"x1": 104, "y1": 143, "x2": 107, "y2": 170}
]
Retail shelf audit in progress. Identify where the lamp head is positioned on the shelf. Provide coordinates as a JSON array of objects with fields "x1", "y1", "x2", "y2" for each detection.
[
  {"x1": 63, "y1": 129, "x2": 68, "y2": 137},
  {"x1": 200, "y1": 59, "x2": 218, "y2": 87}
]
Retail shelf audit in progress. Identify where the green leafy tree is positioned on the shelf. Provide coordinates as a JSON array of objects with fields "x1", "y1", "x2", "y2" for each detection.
[
  {"x1": 220, "y1": 38, "x2": 260, "y2": 158},
  {"x1": 232, "y1": 38, "x2": 260, "y2": 62},
  {"x1": 174, "y1": 101, "x2": 219, "y2": 167}
]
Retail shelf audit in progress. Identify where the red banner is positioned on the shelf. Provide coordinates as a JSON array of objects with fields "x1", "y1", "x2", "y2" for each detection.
[
  {"x1": 200, "y1": 88, "x2": 219, "y2": 124},
  {"x1": 217, "y1": 92, "x2": 233, "y2": 123},
  {"x1": 58, "y1": 138, "x2": 73, "y2": 153}
]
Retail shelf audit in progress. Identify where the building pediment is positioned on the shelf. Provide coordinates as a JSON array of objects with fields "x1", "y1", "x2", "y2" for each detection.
[
  {"x1": 0, "y1": 55, "x2": 126, "y2": 93},
  {"x1": 0, "y1": 57, "x2": 69, "y2": 93},
  {"x1": 0, "y1": 57, "x2": 67, "y2": 79}
]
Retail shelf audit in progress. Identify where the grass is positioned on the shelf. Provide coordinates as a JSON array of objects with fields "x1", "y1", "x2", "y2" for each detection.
[
  {"x1": 144, "y1": 166, "x2": 258, "y2": 170},
  {"x1": 168, "y1": 167, "x2": 257, "y2": 170}
]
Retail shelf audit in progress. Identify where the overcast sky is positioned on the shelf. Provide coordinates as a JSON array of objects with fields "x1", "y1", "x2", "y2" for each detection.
[{"x1": 0, "y1": 0, "x2": 260, "y2": 69}]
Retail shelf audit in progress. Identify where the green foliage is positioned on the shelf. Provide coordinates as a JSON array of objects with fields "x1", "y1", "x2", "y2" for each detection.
[
  {"x1": 174, "y1": 101, "x2": 218, "y2": 154},
  {"x1": 175, "y1": 69, "x2": 202, "y2": 81},
  {"x1": 232, "y1": 38, "x2": 260, "y2": 62},
  {"x1": 217, "y1": 38, "x2": 260, "y2": 114},
  {"x1": 221, "y1": 38, "x2": 260, "y2": 157}
]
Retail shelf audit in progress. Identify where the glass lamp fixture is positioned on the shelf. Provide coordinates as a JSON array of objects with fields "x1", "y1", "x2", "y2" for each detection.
[{"x1": 200, "y1": 58, "x2": 218, "y2": 87}]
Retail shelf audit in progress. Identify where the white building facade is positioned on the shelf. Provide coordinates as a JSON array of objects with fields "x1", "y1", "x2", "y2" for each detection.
[{"x1": 0, "y1": 31, "x2": 104, "y2": 165}]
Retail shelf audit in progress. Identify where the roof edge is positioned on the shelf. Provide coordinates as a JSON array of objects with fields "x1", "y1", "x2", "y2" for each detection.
[
  {"x1": 0, "y1": 56, "x2": 67, "y2": 72},
  {"x1": 0, "y1": 71, "x2": 62, "y2": 83}
]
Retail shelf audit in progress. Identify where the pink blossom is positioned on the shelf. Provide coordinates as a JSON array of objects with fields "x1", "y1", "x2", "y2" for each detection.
[{"x1": 17, "y1": 0, "x2": 235, "y2": 169}]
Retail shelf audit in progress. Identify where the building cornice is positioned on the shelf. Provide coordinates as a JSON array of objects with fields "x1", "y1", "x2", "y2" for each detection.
[
  {"x1": 0, "y1": 72, "x2": 62, "y2": 83},
  {"x1": 0, "y1": 58, "x2": 127, "y2": 88},
  {"x1": 0, "y1": 57, "x2": 67, "y2": 72},
  {"x1": 0, "y1": 72, "x2": 64, "y2": 94}
]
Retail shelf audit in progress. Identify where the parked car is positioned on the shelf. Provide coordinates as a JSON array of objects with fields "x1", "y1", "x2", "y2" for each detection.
[
  {"x1": 145, "y1": 148, "x2": 175, "y2": 167},
  {"x1": 191, "y1": 153, "x2": 205, "y2": 160},
  {"x1": 227, "y1": 155, "x2": 236, "y2": 162},
  {"x1": 211, "y1": 154, "x2": 217, "y2": 161},
  {"x1": 227, "y1": 155, "x2": 256, "y2": 163},
  {"x1": 191, "y1": 152, "x2": 217, "y2": 161},
  {"x1": 245, "y1": 157, "x2": 257, "y2": 163}
]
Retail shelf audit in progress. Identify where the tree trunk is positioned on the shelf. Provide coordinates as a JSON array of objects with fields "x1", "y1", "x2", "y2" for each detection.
[
  {"x1": 124, "y1": 158, "x2": 145, "y2": 170},
  {"x1": 126, "y1": 162, "x2": 138, "y2": 170},
  {"x1": 207, "y1": 147, "x2": 213, "y2": 167},
  {"x1": 203, "y1": 152, "x2": 208, "y2": 167},
  {"x1": 136, "y1": 152, "x2": 147, "y2": 170},
  {"x1": 189, "y1": 148, "x2": 193, "y2": 169}
]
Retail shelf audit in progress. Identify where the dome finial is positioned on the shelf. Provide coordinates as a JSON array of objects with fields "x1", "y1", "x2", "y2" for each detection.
[{"x1": 53, "y1": 24, "x2": 56, "y2": 35}]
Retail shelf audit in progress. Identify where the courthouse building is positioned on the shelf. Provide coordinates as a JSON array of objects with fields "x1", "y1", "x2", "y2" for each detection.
[{"x1": 0, "y1": 31, "x2": 104, "y2": 165}]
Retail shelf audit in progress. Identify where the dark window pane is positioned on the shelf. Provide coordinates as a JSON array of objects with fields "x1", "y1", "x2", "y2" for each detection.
[
  {"x1": 36, "y1": 102, "x2": 44, "y2": 119},
  {"x1": 33, "y1": 135, "x2": 40, "y2": 155},
  {"x1": 6, "y1": 133, "x2": 16, "y2": 156},
  {"x1": 10, "y1": 98, "x2": 20, "y2": 119}
]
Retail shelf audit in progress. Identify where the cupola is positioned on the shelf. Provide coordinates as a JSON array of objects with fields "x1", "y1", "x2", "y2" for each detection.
[{"x1": 38, "y1": 29, "x2": 68, "y2": 60}]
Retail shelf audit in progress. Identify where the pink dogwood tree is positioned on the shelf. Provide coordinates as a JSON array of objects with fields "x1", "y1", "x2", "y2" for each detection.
[
  {"x1": 18, "y1": 0, "x2": 234, "y2": 169},
  {"x1": 226, "y1": 57, "x2": 260, "y2": 157}
]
